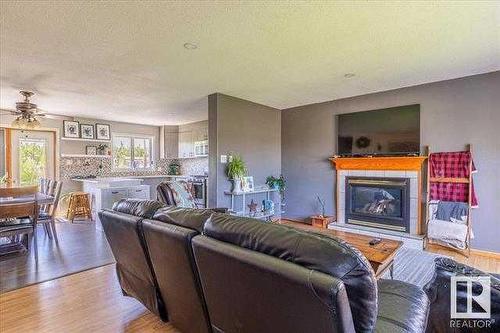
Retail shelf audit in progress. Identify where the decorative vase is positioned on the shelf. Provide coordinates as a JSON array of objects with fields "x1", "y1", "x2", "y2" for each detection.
[{"x1": 232, "y1": 179, "x2": 242, "y2": 193}]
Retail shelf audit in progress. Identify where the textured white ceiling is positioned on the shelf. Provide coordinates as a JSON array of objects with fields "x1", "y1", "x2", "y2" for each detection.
[{"x1": 1, "y1": 1, "x2": 499, "y2": 125}]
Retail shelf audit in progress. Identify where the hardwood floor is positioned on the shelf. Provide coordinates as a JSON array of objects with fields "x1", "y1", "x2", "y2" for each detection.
[
  {"x1": 427, "y1": 244, "x2": 500, "y2": 273},
  {"x1": 0, "y1": 221, "x2": 114, "y2": 293},
  {"x1": 1, "y1": 228, "x2": 498, "y2": 333},
  {"x1": 0, "y1": 264, "x2": 179, "y2": 333}
]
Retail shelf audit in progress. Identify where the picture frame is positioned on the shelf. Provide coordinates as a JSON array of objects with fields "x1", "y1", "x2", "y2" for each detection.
[
  {"x1": 95, "y1": 123, "x2": 111, "y2": 140},
  {"x1": 80, "y1": 124, "x2": 95, "y2": 139},
  {"x1": 63, "y1": 120, "x2": 80, "y2": 138},
  {"x1": 241, "y1": 176, "x2": 254, "y2": 192},
  {"x1": 86, "y1": 145, "x2": 97, "y2": 155}
]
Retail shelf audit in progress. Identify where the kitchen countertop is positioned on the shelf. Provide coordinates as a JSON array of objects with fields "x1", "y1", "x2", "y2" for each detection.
[
  {"x1": 129, "y1": 175, "x2": 188, "y2": 179},
  {"x1": 71, "y1": 174, "x2": 189, "y2": 182}
]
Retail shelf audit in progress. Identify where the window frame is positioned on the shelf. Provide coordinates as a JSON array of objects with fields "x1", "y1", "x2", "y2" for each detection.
[{"x1": 111, "y1": 133, "x2": 154, "y2": 171}]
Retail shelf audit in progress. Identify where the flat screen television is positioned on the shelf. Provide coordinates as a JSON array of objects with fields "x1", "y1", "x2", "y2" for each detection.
[{"x1": 337, "y1": 104, "x2": 420, "y2": 156}]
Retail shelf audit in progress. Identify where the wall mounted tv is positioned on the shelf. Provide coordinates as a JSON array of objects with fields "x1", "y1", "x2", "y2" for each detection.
[{"x1": 337, "y1": 104, "x2": 420, "y2": 156}]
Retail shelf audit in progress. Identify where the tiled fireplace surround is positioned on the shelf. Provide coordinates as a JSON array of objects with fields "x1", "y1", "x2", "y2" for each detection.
[{"x1": 329, "y1": 157, "x2": 427, "y2": 249}]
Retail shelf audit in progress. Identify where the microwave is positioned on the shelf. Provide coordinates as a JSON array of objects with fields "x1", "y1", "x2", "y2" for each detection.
[{"x1": 194, "y1": 140, "x2": 209, "y2": 156}]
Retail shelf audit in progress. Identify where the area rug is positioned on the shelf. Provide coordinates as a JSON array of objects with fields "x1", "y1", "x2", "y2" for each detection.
[
  {"x1": 0, "y1": 222, "x2": 115, "y2": 293},
  {"x1": 384, "y1": 247, "x2": 447, "y2": 287}
]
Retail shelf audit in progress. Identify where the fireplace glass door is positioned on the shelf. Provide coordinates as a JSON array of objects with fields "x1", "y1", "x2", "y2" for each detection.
[
  {"x1": 351, "y1": 186, "x2": 402, "y2": 217},
  {"x1": 345, "y1": 177, "x2": 410, "y2": 232}
]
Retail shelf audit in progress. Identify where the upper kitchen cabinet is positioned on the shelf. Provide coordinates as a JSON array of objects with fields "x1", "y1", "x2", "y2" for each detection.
[
  {"x1": 161, "y1": 120, "x2": 208, "y2": 159},
  {"x1": 178, "y1": 130, "x2": 195, "y2": 158},
  {"x1": 178, "y1": 120, "x2": 208, "y2": 158},
  {"x1": 163, "y1": 125, "x2": 179, "y2": 158}
]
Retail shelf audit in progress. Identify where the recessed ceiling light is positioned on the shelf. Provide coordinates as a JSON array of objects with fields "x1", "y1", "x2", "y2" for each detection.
[
  {"x1": 344, "y1": 73, "x2": 356, "y2": 78},
  {"x1": 183, "y1": 42, "x2": 198, "y2": 50}
]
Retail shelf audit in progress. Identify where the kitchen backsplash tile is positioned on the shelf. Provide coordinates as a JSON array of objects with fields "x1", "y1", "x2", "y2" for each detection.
[
  {"x1": 60, "y1": 156, "x2": 209, "y2": 179},
  {"x1": 180, "y1": 157, "x2": 208, "y2": 176}
]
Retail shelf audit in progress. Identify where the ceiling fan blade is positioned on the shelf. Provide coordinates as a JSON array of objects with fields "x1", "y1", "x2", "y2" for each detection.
[
  {"x1": 0, "y1": 109, "x2": 20, "y2": 115},
  {"x1": 43, "y1": 113, "x2": 72, "y2": 120}
]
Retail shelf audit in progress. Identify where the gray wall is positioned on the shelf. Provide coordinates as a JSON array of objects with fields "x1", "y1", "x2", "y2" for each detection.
[
  {"x1": 208, "y1": 93, "x2": 281, "y2": 208},
  {"x1": 282, "y1": 71, "x2": 500, "y2": 252},
  {"x1": 0, "y1": 129, "x2": 4, "y2": 177},
  {"x1": 0, "y1": 114, "x2": 161, "y2": 161},
  {"x1": 1, "y1": 114, "x2": 161, "y2": 193}
]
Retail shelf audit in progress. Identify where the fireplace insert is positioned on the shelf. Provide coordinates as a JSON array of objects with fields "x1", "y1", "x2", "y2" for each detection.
[{"x1": 345, "y1": 177, "x2": 410, "y2": 232}]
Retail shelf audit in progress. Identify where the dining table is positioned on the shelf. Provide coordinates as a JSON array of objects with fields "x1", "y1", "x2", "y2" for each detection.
[
  {"x1": 0, "y1": 192, "x2": 55, "y2": 205},
  {"x1": 0, "y1": 186, "x2": 55, "y2": 257}
]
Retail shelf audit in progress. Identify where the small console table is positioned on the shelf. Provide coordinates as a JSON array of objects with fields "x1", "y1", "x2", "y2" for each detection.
[{"x1": 224, "y1": 187, "x2": 279, "y2": 220}]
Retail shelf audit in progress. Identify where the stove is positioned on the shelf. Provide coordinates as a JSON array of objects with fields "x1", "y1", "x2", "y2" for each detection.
[{"x1": 188, "y1": 175, "x2": 208, "y2": 208}]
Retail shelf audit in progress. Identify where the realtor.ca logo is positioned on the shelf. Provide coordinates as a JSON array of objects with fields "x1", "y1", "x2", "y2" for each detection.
[{"x1": 450, "y1": 275, "x2": 493, "y2": 329}]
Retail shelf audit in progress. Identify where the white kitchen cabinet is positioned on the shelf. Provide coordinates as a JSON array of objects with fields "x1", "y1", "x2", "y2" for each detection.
[
  {"x1": 103, "y1": 188, "x2": 128, "y2": 209},
  {"x1": 178, "y1": 130, "x2": 195, "y2": 158},
  {"x1": 77, "y1": 178, "x2": 150, "y2": 230},
  {"x1": 177, "y1": 121, "x2": 208, "y2": 159},
  {"x1": 163, "y1": 127, "x2": 179, "y2": 158},
  {"x1": 127, "y1": 185, "x2": 149, "y2": 199}
]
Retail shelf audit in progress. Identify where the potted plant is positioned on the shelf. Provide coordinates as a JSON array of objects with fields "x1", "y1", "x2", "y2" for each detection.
[
  {"x1": 310, "y1": 195, "x2": 335, "y2": 228},
  {"x1": 226, "y1": 155, "x2": 247, "y2": 192},
  {"x1": 265, "y1": 175, "x2": 286, "y2": 194}
]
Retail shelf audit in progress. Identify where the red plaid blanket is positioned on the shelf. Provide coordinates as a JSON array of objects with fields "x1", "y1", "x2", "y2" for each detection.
[{"x1": 429, "y1": 151, "x2": 478, "y2": 207}]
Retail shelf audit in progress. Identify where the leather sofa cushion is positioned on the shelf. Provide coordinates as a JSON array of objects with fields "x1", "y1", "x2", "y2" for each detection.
[
  {"x1": 142, "y1": 219, "x2": 211, "y2": 333},
  {"x1": 112, "y1": 199, "x2": 164, "y2": 219},
  {"x1": 376, "y1": 279, "x2": 429, "y2": 333},
  {"x1": 98, "y1": 209, "x2": 166, "y2": 320},
  {"x1": 192, "y1": 235, "x2": 356, "y2": 333},
  {"x1": 153, "y1": 206, "x2": 217, "y2": 233},
  {"x1": 204, "y1": 213, "x2": 378, "y2": 332}
]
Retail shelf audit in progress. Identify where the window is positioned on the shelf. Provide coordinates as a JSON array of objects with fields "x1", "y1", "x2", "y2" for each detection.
[
  {"x1": 19, "y1": 138, "x2": 47, "y2": 185},
  {"x1": 112, "y1": 134, "x2": 153, "y2": 170}
]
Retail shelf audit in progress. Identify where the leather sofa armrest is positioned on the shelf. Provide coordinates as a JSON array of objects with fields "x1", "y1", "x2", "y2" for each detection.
[
  {"x1": 375, "y1": 279, "x2": 430, "y2": 333},
  {"x1": 112, "y1": 199, "x2": 165, "y2": 219},
  {"x1": 424, "y1": 257, "x2": 500, "y2": 333}
]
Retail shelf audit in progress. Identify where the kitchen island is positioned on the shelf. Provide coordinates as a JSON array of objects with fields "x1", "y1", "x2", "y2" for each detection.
[{"x1": 72, "y1": 175, "x2": 190, "y2": 229}]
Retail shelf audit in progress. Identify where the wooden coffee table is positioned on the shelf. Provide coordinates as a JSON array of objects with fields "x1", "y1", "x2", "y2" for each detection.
[{"x1": 278, "y1": 220, "x2": 402, "y2": 278}]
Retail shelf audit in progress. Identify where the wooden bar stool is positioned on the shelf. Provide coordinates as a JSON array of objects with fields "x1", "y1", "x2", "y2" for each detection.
[{"x1": 66, "y1": 192, "x2": 93, "y2": 223}]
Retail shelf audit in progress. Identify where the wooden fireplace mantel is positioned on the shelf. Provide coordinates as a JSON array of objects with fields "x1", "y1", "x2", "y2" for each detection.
[
  {"x1": 329, "y1": 156, "x2": 427, "y2": 171},
  {"x1": 331, "y1": 155, "x2": 428, "y2": 235}
]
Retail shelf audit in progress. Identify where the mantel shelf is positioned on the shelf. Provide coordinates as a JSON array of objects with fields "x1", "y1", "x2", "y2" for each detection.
[
  {"x1": 61, "y1": 137, "x2": 111, "y2": 143},
  {"x1": 330, "y1": 156, "x2": 427, "y2": 171}
]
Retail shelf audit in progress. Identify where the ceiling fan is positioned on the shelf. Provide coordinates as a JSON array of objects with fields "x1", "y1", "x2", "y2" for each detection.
[{"x1": 1, "y1": 90, "x2": 67, "y2": 129}]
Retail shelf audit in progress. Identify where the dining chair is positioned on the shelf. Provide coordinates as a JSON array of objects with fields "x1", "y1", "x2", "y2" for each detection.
[
  {"x1": 0, "y1": 185, "x2": 38, "y2": 261},
  {"x1": 38, "y1": 179, "x2": 63, "y2": 243}
]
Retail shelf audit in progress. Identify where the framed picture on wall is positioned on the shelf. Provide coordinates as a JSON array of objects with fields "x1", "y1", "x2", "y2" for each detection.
[
  {"x1": 242, "y1": 176, "x2": 254, "y2": 192},
  {"x1": 80, "y1": 124, "x2": 95, "y2": 139},
  {"x1": 63, "y1": 120, "x2": 80, "y2": 138},
  {"x1": 86, "y1": 145, "x2": 97, "y2": 155},
  {"x1": 96, "y1": 123, "x2": 111, "y2": 140}
]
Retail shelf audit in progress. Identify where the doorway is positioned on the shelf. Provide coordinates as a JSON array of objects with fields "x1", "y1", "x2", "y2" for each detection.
[{"x1": 3, "y1": 128, "x2": 57, "y2": 185}]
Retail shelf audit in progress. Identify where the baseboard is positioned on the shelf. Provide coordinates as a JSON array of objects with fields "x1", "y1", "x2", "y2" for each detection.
[{"x1": 280, "y1": 218, "x2": 309, "y2": 224}]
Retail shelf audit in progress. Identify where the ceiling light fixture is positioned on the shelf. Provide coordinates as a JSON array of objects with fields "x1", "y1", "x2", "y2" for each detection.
[
  {"x1": 183, "y1": 42, "x2": 198, "y2": 50},
  {"x1": 9, "y1": 91, "x2": 45, "y2": 129},
  {"x1": 344, "y1": 73, "x2": 356, "y2": 78}
]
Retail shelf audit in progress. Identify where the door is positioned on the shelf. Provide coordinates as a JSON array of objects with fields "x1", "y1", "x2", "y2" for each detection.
[{"x1": 7, "y1": 129, "x2": 56, "y2": 186}]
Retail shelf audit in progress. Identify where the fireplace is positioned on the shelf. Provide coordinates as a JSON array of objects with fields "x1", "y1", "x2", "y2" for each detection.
[{"x1": 345, "y1": 177, "x2": 410, "y2": 232}]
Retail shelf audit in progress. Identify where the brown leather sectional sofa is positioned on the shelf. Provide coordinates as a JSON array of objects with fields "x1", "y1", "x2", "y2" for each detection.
[{"x1": 99, "y1": 199, "x2": 430, "y2": 333}]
